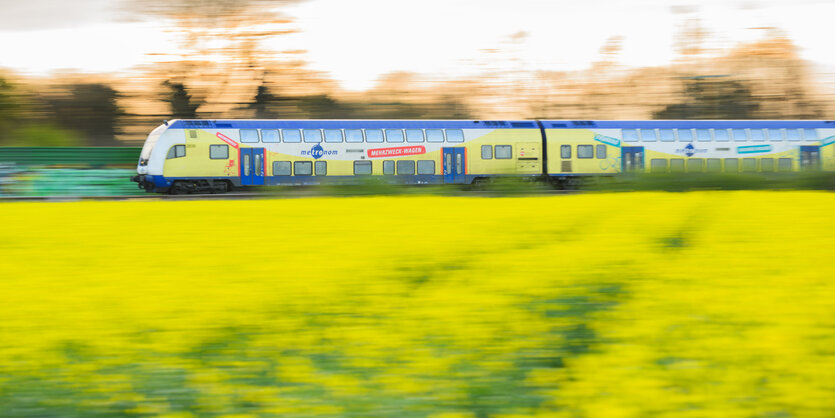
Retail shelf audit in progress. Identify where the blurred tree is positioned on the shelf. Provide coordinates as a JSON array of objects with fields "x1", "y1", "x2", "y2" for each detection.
[
  {"x1": 162, "y1": 80, "x2": 201, "y2": 119},
  {"x1": 42, "y1": 83, "x2": 123, "y2": 146},
  {"x1": 654, "y1": 77, "x2": 758, "y2": 119},
  {"x1": 3, "y1": 124, "x2": 84, "y2": 147},
  {"x1": 0, "y1": 76, "x2": 20, "y2": 134}
]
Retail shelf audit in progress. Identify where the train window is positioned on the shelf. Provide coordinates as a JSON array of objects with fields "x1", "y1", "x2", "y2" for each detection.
[
  {"x1": 240, "y1": 129, "x2": 260, "y2": 143},
  {"x1": 209, "y1": 144, "x2": 228, "y2": 159},
  {"x1": 650, "y1": 159, "x2": 667, "y2": 173},
  {"x1": 659, "y1": 129, "x2": 675, "y2": 142},
  {"x1": 481, "y1": 145, "x2": 493, "y2": 159},
  {"x1": 596, "y1": 144, "x2": 607, "y2": 159},
  {"x1": 732, "y1": 129, "x2": 747, "y2": 141},
  {"x1": 670, "y1": 159, "x2": 684, "y2": 172},
  {"x1": 640, "y1": 129, "x2": 657, "y2": 142},
  {"x1": 724, "y1": 158, "x2": 739, "y2": 172},
  {"x1": 560, "y1": 145, "x2": 571, "y2": 159},
  {"x1": 354, "y1": 161, "x2": 372, "y2": 175},
  {"x1": 761, "y1": 158, "x2": 775, "y2": 172},
  {"x1": 324, "y1": 129, "x2": 343, "y2": 143},
  {"x1": 706, "y1": 158, "x2": 722, "y2": 172},
  {"x1": 167, "y1": 145, "x2": 186, "y2": 159},
  {"x1": 426, "y1": 129, "x2": 444, "y2": 143},
  {"x1": 383, "y1": 160, "x2": 395, "y2": 175},
  {"x1": 303, "y1": 129, "x2": 322, "y2": 143},
  {"x1": 261, "y1": 129, "x2": 280, "y2": 143},
  {"x1": 406, "y1": 129, "x2": 425, "y2": 143},
  {"x1": 417, "y1": 160, "x2": 435, "y2": 174},
  {"x1": 750, "y1": 129, "x2": 765, "y2": 142},
  {"x1": 802, "y1": 129, "x2": 818, "y2": 141},
  {"x1": 786, "y1": 129, "x2": 801, "y2": 141},
  {"x1": 446, "y1": 129, "x2": 464, "y2": 143},
  {"x1": 677, "y1": 129, "x2": 693, "y2": 142},
  {"x1": 742, "y1": 158, "x2": 757, "y2": 172},
  {"x1": 622, "y1": 129, "x2": 638, "y2": 142},
  {"x1": 315, "y1": 161, "x2": 327, "y2": 176},
  {"x1": 396, "y1": 160, "x2": 415, "y2": 175},
  {"x1": 714, "y1": 129, "x2": 730, "y2": 142},
  {"x1": 687, "y1": 158, "x2": 703, "y2": 172},
  {"x1": 768, "y1": 129, "x2": 784, "y2": 141},
  {"x1": 273, "y1": 161, "x2": 291, "y2": 176},
  {"x1": 189, "y1": 130, "x2": 198, "y2": 138},
  {"x1": 366, "y1": 129, "x2": 384, "y2": 143},
  {"x1": 495, "y1": 145, "x2": 512, "y2": 159},
  {"x1": 345, "y1": 129, "x2": 364, "y2": 143},
  {"x1": 577, "y1": 145, "x2": 593, "y2": 159},
  {"x1": 385, "y1": 129, "x2": 404, "y2": 143},
  {"x1": 294, "y1": 161, "x2": 312, "y2": 176},
  {"x1": 778, "y1": 158, "x2": 793, "y2": 171},
  {"x1": 282, "y1": 129, "x2": 301, "y2": 143},
  {"x1": 696, "y1": 129, "x2": 711, "y2": 141}
]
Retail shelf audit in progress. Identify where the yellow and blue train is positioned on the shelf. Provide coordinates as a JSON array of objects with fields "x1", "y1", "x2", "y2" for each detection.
[{"x1": 131, "y1": 119, "x2": 835, "y2": 193}]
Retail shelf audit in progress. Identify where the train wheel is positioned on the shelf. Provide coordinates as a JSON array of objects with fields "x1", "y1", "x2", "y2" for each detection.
[{"x1": 169, "y1": 181, "x2": 187, "y2": 195}]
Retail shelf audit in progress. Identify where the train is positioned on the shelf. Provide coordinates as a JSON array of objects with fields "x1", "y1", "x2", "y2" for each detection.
[{"x1": 131, "y1": 119, "x2": 835, "y2": 194}]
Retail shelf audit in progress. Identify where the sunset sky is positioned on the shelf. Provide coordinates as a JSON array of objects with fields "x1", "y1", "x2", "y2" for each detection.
[{"x1": 1, "y1": 0, "x2": 833, "y2": 90}]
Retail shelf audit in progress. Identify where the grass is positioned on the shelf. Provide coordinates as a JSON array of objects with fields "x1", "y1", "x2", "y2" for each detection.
[{"x1": 1, "y1": 192, "x2": 834, "y2": 416}]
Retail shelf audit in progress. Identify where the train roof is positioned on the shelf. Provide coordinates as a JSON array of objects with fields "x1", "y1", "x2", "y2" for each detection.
[
  {"x1": 167, "y1": 119, "x2": 540, "y2": 130},
  {"x1": 541, "y1": 120, "x2": 835, "y2": 129},
  {"x1": 165, "y1": 119, "x2": 835, "y2": 131}
]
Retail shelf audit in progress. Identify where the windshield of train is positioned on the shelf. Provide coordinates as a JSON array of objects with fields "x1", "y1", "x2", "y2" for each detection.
[{"x1": 139, "y1": 124, "x2": 166, "y2": 166}]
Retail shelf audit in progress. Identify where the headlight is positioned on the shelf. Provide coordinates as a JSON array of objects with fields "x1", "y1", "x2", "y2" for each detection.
[{"x1": 138, "y1": 166, "x2": 148, "y2": 174}]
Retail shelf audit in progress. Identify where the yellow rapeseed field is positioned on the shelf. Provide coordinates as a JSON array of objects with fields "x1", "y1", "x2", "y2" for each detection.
[{"x1": 1, "y1": 191, "x2": 834, "y2": 417}]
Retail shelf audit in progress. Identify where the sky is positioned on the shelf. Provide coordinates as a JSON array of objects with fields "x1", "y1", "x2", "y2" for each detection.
[{"x1": 1, "y1": 0, "x2": 834, "y2": 90}]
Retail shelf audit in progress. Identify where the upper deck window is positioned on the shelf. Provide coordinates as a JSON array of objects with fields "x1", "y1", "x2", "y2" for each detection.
[
  {"x1": 768, "y1": 129, "x2": 784, "y2": 141},
  {"x1": 426, "y1": 129, "x2": 444, "y2": 143},
  {"x1": 345, "y1": 129, "x2": 364, "y2": 143},
  {"x1": 366, "y1": 129, "x2": 384, "y2": 143},
  {"x1": 324, "y1": 129, "x2": 343, "y2": 143},
  {"x1": 406, "y1": 129, "x2": 424, "y2": 143},
  {"x1": 803, "y1": 129, "x2": 818, "y2": 141},
  {"x1": 714, "y1": 129, "x2": 730, "y2": 142},
  {"x1": 750, "y1": 129, "x2": 765, "y2": 141},
  {"x1": 640, "y1": 129, "x2": 657, "y2": 142},
  {"x1": 282, "y1": 129, "x2": 301, "y2": 143},
  {"x1": 659, "y1": 129, "x2": 675, "y2": 142},
  {"x1": 261, "y1": 129, "x2": 280, "y2": 143},
  {"x1": 623, "y1": 129, "x2": 638, "y2": 142},
  {"x1": 786, "y1": 129, "x2": 801, "y2": 141},
  {"x1": 385, "y1": 129, "x2": 404, "y2": 143},
  {"x1": 446, "y1": 129, "x2": 464, "y2": 143},
  {"x1": 732, "y1": 129, "x2": 747, "y2": 141},
  {"x1": 696, "y1": 129, "x2": 711, "y2": 142},
  {"x1": 677, "y1": 129, "x2": 693, "y2": 142},
  {"x1": 240, "y1": 129, "x2": 260, "y2": 143},
  {"x1": 303, "y1": 129, "x2": 322, "y2": 143}
]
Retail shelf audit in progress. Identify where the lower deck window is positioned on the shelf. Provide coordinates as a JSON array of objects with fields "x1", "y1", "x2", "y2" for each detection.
[
  {"x1": 354, "y1": 161, "x2": 372, "y2": 175},
  {"x1": 706, "y1": 158, "x2": 721, "y2": 172},
  {"x1": 295, "y1": 161, "x2": 312, "y2": 176},
  {"x1": 273, "y1": 161, "x2": 291, "y2": 176},
  {"x1": 778, "y1": 158, "x2": 793, "y2": 172},
  {"x1": 417, "y1": 160, "x2": 435, "y2": 175},
  {"x1": 495, "y1": 145, "x2": 512, "y2": 159},
  {"x1": 209, "y1": 144, "x2": 228, "y2": 159},
  {"x1": 315, "y1": 161, "x2": 327, "y2": 176},
  {"x1": 687, "y1": 159, "x2": 703, "y2": 172},
  {"x1": 560, "y1": 145, "x2": 571, "y2": 159},
  {"x1": 596, "y1": 145, "x2": 606, "y2": 159},
  {"x1": 397, "y1": 160, "x2": 415, "y2": 175},
  {"x1": 577, "y1": 145, "x2": 593, "y2": 159},
  {"x1": 724, "y1": 158, "x2": 739, "y2": 172},
  {"x1": 670, "y1": 159, "x2": 684, "y2": 172},
  {"x1": 742, "y1": 158, "x2": 757, "y2": 172},
  {"x1": 761, "y1": 158, "x2": 774, "y2": 172},
  {"x1": 383, "y1": 160, "x2": 395, "y2": 175},
  {"x1": 651, "y1": 159, "x2": 667, "y2": 173},
  {"x1": 481, "y1": 145, "x2": 493, "y2": 159}
]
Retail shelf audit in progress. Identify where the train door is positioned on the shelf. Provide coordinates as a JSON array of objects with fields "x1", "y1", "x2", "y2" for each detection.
[
  {"x1": 621, "y1": 146, "x2": 644, "y2": 173},
  {"x1": 443, "y1": 147, "x2": 466, "y2": 183},
  {"x1": 800, "y1": 146, "x2": 821, "y2": 171},
  {"x1": 240, "y1": 148, "x2": 265, "y2": 185}
]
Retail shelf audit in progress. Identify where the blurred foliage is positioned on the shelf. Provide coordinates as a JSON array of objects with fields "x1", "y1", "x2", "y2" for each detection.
[
  {"x1": 3, "y1": 125, "x2": 84, "y2": 147},
  {"x1": 1, "y1": 192, "x2": 834, "y2": 416}
]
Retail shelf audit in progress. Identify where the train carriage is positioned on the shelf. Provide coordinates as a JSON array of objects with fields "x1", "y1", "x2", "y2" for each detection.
[{"x1": 132, "y1": 119, "x2": 542, "y2": 193}]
